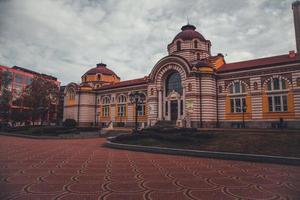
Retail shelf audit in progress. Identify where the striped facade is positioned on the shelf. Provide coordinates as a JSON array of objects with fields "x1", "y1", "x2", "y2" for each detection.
[{"x1": 64, "y1": 22, "x2": 300, "y2": 129}]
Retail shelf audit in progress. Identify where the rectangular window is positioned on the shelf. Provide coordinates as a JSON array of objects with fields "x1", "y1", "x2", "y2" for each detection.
[
  {"x1": 235, "y1": 98, "x2": 241, "y2": 112},
  {"x1": 165, "y1": 101, "x2": 168, "y2": 115},
  {"x1": 230, "y1": 97, "x2": 246, "y2": 113},
  {"x1": 118, "y1": 104, "x2": 126, "y2": 117},
  {"x1": 26, "y1": 77, "x2": 32, "y2": 85},
  {"x1": 230, "y1": 99, "x2": 234, "y2": 113},
  {"x1": 102, "y1": 105, "x2": 109, "y2": 117},
  {"x1": 14, "y1": 74, "x2": 23, "y2": 84},
  {"x1": 180, "y1": 100, "x2": 183, "y2": 115},
  {"x1": 282, "y1": 95, "x2": 288, "y2": 111},
  {"x1": 274, "y1": 96, "x2": 281, "y2": 111},
  {"x1": 242, "y1": 98, "x2": 246, "y2": 112},
  {"x1": 137, "y1": 104, "x2": 145, "y2": 116},
  {"x1": 268, "y1": 96, "x2": 273, "y2": 112}
]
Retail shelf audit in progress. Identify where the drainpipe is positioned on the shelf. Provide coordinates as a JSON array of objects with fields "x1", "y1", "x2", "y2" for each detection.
[
  {"x1": 215, "y1": 75, "x2": 219, "y2": 128},
  {"x1": 199, "y1": 73, "x2": 203, "y2": 128},
  {"x1": 94, "y1": 93, "x2": 97, "y2": 126},
  {"x1": 77, "y1": 91, "x2": 81, "y2": 126}
]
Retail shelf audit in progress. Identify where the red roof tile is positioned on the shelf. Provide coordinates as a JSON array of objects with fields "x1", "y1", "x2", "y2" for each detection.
[
  {"x1": 95, "y1": 77, "x2": 148, "y2": 90},
  {"x1": 83, "y1": 64, "x2": 119, "y2": 78},
  {"x1": 173, "y1": 24, "x2": 206, "y2": 43},
  {"x1": 218, "y1": 53, "x2": 300, "y2": 73}
]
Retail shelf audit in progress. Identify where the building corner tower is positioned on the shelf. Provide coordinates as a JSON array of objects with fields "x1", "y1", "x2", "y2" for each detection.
[{"x1": 293, "y1": 1, "x2": 300, "y2": 52}]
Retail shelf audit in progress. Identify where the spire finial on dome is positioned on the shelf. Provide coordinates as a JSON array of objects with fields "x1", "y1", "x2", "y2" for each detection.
[{"x1": 187, "y1": 16, "x2": 190, "y2": 25}]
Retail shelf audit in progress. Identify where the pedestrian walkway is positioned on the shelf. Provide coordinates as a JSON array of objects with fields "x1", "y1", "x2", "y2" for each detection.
[{"x1": 0, "y1": 136, "x2": 299, "y2": 199}]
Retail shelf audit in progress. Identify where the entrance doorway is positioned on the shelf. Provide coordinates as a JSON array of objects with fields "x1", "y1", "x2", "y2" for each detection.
[{"x1": 170, "y1": 100, "x2": 178, "y2": 121}]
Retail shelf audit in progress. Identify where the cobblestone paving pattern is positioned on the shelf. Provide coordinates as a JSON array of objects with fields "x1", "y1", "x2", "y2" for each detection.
[{"x1": 0, "y1": 136, "x2": 299, "y2": 200}]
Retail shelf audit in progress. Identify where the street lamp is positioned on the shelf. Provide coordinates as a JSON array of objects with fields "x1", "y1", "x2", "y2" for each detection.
[
  {"x1": 129, "y1": 91, "x2": 146, "y2": 132},
  {"x1": 242, "y1": 105, "x2": 247, "y2": 128}
]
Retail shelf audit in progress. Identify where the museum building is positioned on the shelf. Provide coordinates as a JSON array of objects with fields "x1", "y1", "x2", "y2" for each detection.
[{"x1": 63, "y1": 2, "x2": 300, "y2": 129}]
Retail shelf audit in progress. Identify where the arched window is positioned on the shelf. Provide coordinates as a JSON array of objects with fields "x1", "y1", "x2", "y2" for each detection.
[
  {"x1": 265, "y1": 77, "x2": 289, "y2": 112},
  {"x1": 228, "y1": 81, "x2": 247, "y2": 113},
  {"x1": 97, "y1": 74, "x2": 101, "y2": 81},
  {"x1": 166, "y1": 71, "x2": 182, "y2": 96},
  {"x1": 253, "y1": 82, "x2": 258, "y2": 90},
  {"x1": 101, "y1": 96, "x2": 110, "y2": 117},
  {"x1": 194, "y1": 40, "x2": 198, "y2": 48},
  {"x1": 297, "y1": 77, "x2": 300, "y2": 87},
  {"x1": 83, "y1": 75, "x2": 87, "y2": 82},
  {"x1": 188, "y1": 83, "x2": 192, "y2": 92},
  {"x1": 67, "y1": 88, "x2": 75, "y2": 100},
  {"x1": 218, "y1": 85, "x2": 222, "y2": 93},
  {"x1": 196, "y1": 53, "x2": 200, "y2": 60},
  {"x1": 95, "y1": 84, "x2": 100, "y2": 89},
  {"x1": 176, "y1": 41, "x2": 181, "y2": 51},
  {"x1": 150, "y1": 88, "x2": 154, "y2": 95},
  {"x1": 267, "y1": 77, "x2": 287, "y2": 91},
  {"x1": 117, "y1": 95, "x2": 127, "y2": 117},
  {"x1": 228, "y1": 81, "x2": 246, "y2": 94}
]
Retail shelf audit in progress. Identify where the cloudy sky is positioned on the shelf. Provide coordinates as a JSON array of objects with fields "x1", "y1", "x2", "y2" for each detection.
[{"x1": 0, "y1": 0, "x2": 297, "y2": 85}]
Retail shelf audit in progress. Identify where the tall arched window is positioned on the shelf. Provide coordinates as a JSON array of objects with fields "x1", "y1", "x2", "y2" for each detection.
[
  {"x1": 194, "y1": 40, "x2": 198, "y2": 48},
  {"x1": 228, "y1": 81, "x2": 247, "y2": 113},
  {"x1": 166, "y1": 71, "x2": 182, "y2": 96},
  {"x1": 67, "y1": 88, "x2": 75, "y2": 100},
  {"x1": 101, "y1": 96, "x2": 110, "y2": 117},
  {"x1": 266, "y1": 77, "x2": 288, "y2": 112},
  {"x1": 117, "y1": 95, "x2": 127, "y2": 117},
  {"x1": 196, "y1": 53, "x2": 200, "y2": 60},
  {"x1": 176, "y1": 41, "x2": 181, "y2": 51}
]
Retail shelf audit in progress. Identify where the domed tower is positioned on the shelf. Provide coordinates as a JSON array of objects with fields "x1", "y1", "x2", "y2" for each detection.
[
  {"x1": 81, "y1": 63, "x2": 120, "y2": 89},
  {"x1": 167, "y1": 24, "x2": 211, "y2": 62}
]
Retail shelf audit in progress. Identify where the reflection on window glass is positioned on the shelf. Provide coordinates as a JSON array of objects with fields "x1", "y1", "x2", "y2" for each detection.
[
  {"x1": 234, "y1": 82, "x2": 240, "y2": 93},
  {"x1": 15, "y1": 74, "x2": 23, "y2": 84},
  {"x1": 273, "y1": 78, "x2": 280, "y2": 90},
  {"x1": 166, "y1": 72, "x2": 182, "y2": 96},
  {"x1": 26, "y1": 77, "x2": 32, "y2": 85}
]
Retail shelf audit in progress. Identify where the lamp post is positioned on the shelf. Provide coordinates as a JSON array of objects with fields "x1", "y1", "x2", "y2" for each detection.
[
  {"x1": 129, "y1": 91, "x2": 146, "y2": 132},
  {"x1": 242, "y1": 105, "x2": 247, "y2": 128}
]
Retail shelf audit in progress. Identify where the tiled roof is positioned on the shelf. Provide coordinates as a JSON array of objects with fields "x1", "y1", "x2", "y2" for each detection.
[
  {"x1": 95, "y1": 77, "x2": 148, "y2": 90},
  {"x1": 218, "y1": 53, "x2": 300, "y2": 73},
  {"x1": 84, "y1": 65, "x2": 119, "y2": 78},
  {"x1": 173, "y1": 24, "x2": 206, "y2": 42}
]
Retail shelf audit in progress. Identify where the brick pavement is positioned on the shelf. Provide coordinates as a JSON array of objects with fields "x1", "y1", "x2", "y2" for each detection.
[{"x1": 0, "y1": 135, "x2": 299, "y2": 200}]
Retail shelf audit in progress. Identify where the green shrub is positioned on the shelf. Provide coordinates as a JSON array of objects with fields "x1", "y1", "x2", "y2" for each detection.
[
  {"x1": 63, "y1": 119, "x2": 77, "y2": 128},
  {"x1": 77, "y1": 127, "x2": 99, "y2": 132}
]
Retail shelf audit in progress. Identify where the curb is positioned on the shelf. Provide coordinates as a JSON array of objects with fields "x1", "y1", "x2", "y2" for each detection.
[
  {"x1": 105, "y1": 141, "x2": 300, "y2": 166},
  {"x1": 0, "y1": 132, "x2": 102, "y2": 140}
]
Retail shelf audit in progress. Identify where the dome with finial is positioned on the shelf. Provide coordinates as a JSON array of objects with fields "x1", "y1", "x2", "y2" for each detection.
[
  {"x1": 83, "y1": 63, "x2": 119, "y2": 77},
  {"x1": 81, "y1": 62, "x2": 120, "y2": 86},
  {"x1": 167, "y1": 24, "x2": 211, "y2": 62},
  {"x1": 172, "y1": 24, "x2": 206, "y2": 42}
]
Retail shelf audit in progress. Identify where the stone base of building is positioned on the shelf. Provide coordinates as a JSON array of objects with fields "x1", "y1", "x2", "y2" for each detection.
[{"x1": 78, "y1": 120, "x2": 300, "y2": 129}]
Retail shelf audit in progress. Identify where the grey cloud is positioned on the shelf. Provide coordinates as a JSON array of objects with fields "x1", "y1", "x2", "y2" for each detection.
[{"x1": 0, "y1": 0, "x2": 296, "y2": 85}]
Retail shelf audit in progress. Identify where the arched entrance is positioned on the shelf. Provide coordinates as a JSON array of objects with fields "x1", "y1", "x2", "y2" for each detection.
[{"x1": 164, "y1": 71, "x2": 183, "y2": 122}]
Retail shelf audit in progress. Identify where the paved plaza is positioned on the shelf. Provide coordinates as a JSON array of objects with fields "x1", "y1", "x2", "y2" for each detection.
[{"x1": 0, "y1": 135, "x2": 299, "y2": 200}]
